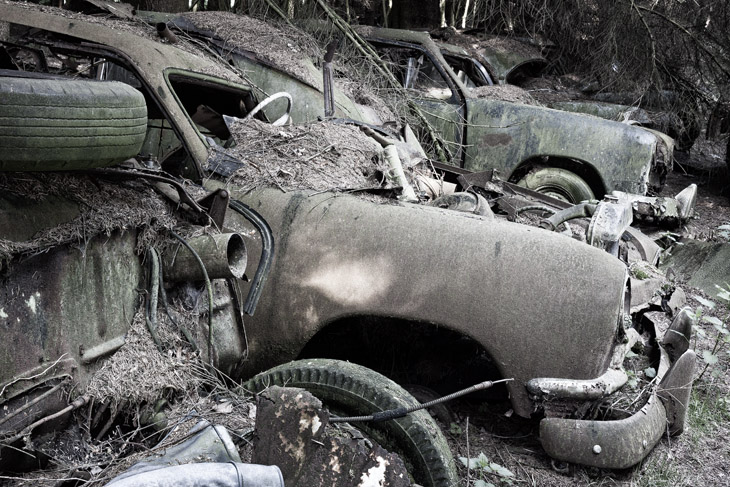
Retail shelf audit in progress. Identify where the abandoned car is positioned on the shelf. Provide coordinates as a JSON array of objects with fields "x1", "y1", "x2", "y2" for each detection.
[
  {"x1": 443, "y1": 31, "x2": 700, "y2": 151},
  {"x1": 358, "y1": 26, "x2": 675, "y2": 202},
  {"x1": 0, "y1": 2, "x2": 696, "y2": 484}
]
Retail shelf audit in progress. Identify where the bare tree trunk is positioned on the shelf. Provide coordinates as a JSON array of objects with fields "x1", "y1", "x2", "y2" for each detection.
[{"x1": 460, "y1": 0, "x2": 471, "y2": 28}]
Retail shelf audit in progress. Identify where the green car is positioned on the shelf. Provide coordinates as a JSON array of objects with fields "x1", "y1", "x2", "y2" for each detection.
[{"x1": 359, "y1": 26, "x2": 675, "y2": 202}]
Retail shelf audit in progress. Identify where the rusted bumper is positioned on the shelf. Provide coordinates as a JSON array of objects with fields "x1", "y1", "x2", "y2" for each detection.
[
  {"x1": 539, "y1": 390, "x2": 667, "y2": 469},
  {"x1": 535, "y1": 310, "x2": 696, "y2": 469}
]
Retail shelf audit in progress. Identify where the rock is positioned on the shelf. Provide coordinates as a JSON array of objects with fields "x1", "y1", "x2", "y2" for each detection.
[
  {"x1": 252, "y1": 386, "x2": 328, "y2": 485},
  {"x1": 297, "y1": 424, "x2": 410, "y2": 487},
  {"x1": 252, "y1": 386, "x2": 409, "y2": 487}
]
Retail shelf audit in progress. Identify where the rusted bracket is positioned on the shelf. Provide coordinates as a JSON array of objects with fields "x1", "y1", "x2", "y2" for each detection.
[{"x1": 196, "y1": 188, "x2": 230, "y2": 230}]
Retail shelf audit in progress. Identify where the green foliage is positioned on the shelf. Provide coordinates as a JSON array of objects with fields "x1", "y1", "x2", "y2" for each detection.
[
  {"x1": 687, "y1": 387, "x2": 730, "y2": 440},
  {"x1": 626, "y1": 369, "x2": 639, "y2": 389},
  {"x1": 632, "y1": 268, "x2": 650, "y2": 280},
  {"x1": 459, "y1": 452, "x2": 515, "y2": 486},
  {"x1": 692, "y1": 290, "x2": 730, "y2": 381},
  {"x1": 630, "y1": 449, "x2": 689, "y2": 486}
]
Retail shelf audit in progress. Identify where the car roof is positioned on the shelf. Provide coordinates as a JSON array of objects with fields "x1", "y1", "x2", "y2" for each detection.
[{"x1": 0, "y1": 1, "x2": 240, "y2": 83}]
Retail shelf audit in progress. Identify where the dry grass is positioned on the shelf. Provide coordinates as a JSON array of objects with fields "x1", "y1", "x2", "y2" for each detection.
[
  {"x1": 217, "y1": 118, "x2": 387, "y2": 193},
  {"x1": 3, "y1": 298, "x2": 256, "y2": 486},
  {"x1": 0, "y1": 174, "x2": 176, "y2": 261}
]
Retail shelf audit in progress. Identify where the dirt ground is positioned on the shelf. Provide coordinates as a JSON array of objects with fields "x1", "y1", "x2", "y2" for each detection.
[{"x1": 442, "y1": 139, "x2": 730, "y2": 487}]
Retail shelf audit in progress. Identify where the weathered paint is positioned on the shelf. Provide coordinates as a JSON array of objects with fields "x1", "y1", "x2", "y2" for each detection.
[
  {"x1": 0, "y1": 231, "x2": 142, "y2": 390},
  {"x1": 547, "y1": 100, "x2": 652, "y2": 124},
  {"x1": 218, "y1": 184, "x2": 628, "y2": 417},
  {"x1": 360, "y1": 26, "x2": 668, "y2": 196},
  {"x1": 464, "y1": 99, "x2": 657, "y2": 194}
]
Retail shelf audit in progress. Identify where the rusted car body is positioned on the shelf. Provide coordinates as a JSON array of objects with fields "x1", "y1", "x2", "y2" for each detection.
[
  {"x1": 462, "y1": 33, "x2": 699, "y2": 150},
  {"x1": 359, "y1": 27, "x2": 674, "y2": 200},
  {"x1": 0, "y1": 2, "x2": 694, "y2": 473}
]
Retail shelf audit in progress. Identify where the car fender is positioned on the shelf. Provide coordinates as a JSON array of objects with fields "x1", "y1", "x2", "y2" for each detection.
[
  {"x1": 465, "y1": 99, "x2": 659, "y2": 194},
  {"x1": 223, "y1": 186, "x2": 628, "y2": 417}
]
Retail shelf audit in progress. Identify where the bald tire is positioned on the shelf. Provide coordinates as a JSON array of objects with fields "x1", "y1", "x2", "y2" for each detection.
[
  {"x1": 0, "y1": 75, "x2": 147, "y2": 171},
  {"x1": 517, "y1": 167, "x2": 595, "y2": 203},
  {"x1": 244, "y1": 358, "x2": 459, "y2": 487}
]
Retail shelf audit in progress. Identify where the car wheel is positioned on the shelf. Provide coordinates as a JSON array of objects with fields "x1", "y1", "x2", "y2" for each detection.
[
  {"x1": 244, "y1": 358, "x2": 459, "y2": 487},
  {"x1": 516, "y1": 167, "x2": 595, "y2": 203},
  {"x1": 0, "y1": 75, "x2": 147, "y2": 171}
]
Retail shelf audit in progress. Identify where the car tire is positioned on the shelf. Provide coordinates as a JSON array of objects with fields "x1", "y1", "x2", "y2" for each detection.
[
  {"x1": 517, "y1": 167, "x2": 595, "y2": 203},
  {"x1": 0, "y1": 75, "x2": 147, "y2": 171},
  {"x1": 244, "y1": 358, "x2": 459, "y2": 487}
]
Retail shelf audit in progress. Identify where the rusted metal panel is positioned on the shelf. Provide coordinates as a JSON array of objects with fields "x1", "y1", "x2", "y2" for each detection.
[
  {"x1": 0, "y1": 231, "x2": 143, "y2": 390},
  {"x1": 464, "y1": 99, "x2": 657, "y2": 195},
  {"x1": 219, "y1": 185, "x2": 628, "y2": 417}
]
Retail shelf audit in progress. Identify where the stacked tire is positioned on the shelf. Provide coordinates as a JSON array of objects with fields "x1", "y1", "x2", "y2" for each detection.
[{"x1": 0, "y1": 74, "x2": 147, "y2": 171}]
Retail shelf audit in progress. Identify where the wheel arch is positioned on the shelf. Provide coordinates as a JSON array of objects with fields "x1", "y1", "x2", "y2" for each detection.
[{"x1": 296, "y1": 315, "x2": 510, "y2": 400}]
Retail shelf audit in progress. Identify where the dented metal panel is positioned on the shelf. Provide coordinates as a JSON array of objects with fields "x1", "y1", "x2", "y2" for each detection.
[
  {"x1": 0, "y1": 231, "x2": 143, "y2": 390},
  {"x1": 540, "y1": 393, "x2": 667, "y2": 469}
]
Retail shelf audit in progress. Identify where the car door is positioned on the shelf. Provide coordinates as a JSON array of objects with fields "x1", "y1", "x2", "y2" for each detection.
[{"x1": 369, "y1": 41, "x2": 467, "y2": 164}]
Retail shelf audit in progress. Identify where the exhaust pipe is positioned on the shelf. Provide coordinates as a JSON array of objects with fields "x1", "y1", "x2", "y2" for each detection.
[{"x1": 164, "y1": 233, "x2": 247, "y2": 282}]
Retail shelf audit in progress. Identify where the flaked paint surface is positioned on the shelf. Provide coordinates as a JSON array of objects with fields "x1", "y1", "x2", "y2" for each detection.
[
  {"x1": 359, "y1": 455, "x2": 390, "y2": 487},
  {"x1": 25, "y1": 292, "x2": 40, "y2": 315}
]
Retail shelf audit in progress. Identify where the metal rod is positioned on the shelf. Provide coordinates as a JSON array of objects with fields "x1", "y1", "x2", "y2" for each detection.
[{"x1": 331, "y1": 378, "x2": 513, "y2": 423}]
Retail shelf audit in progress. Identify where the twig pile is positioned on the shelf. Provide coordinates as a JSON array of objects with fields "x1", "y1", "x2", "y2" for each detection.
[
  {"x1": 471, "y1": 85, "x2": 540, "y2": 104},
  {"x1": 180, "y1": 11, "x2": 322, "y2": 88},
  {"x1": 221, "y1": 118, "x2": 386, "y2": 192},
  {"x1": 0, "y1": 174, "x2": 176, "y2": 261}
]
